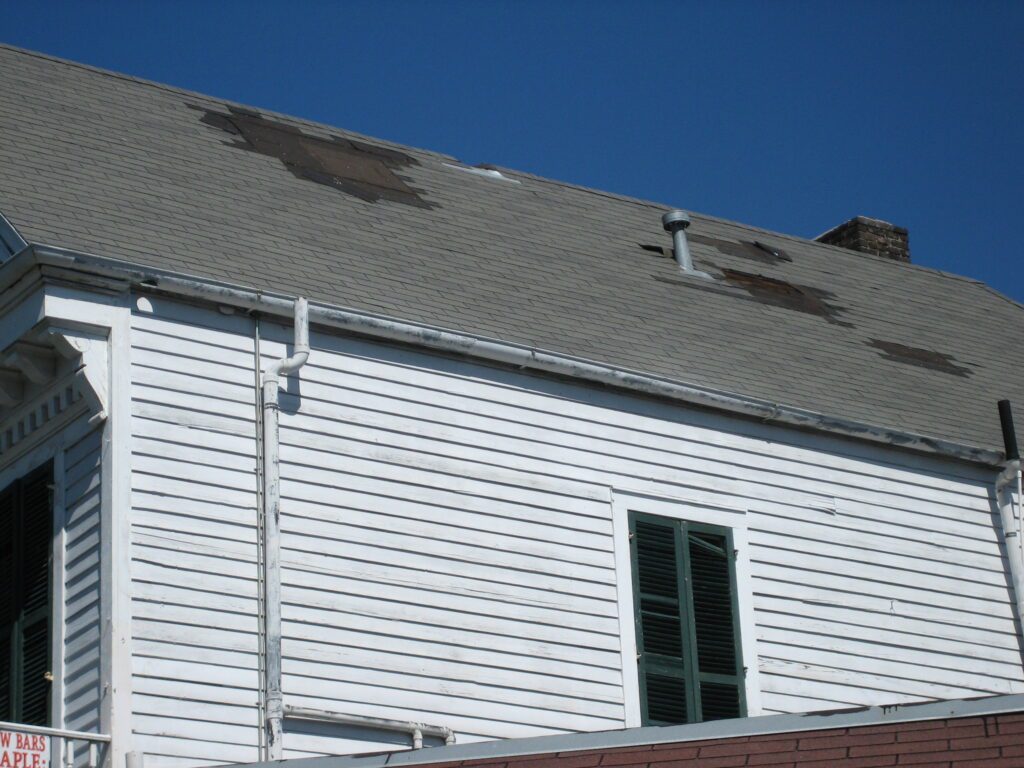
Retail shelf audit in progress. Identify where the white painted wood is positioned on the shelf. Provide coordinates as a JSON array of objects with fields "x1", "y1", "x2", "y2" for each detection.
[
  {"x1": 50, "y1": 446, "x2": 66, "y2": 733},
  {"x1": 120, "y1": 294, "x2": 1023, "y2": 765},
  {"x1": 35, "y1": 284, "x2": 135, "y2": 768},
  {"x1": 62, "y1": 426, "x2": 104, "y2": 767}
]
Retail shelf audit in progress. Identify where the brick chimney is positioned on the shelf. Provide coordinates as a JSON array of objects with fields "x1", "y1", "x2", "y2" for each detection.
[{"x1": 815, "y1": 216, "x2": 910, "y2": 263}]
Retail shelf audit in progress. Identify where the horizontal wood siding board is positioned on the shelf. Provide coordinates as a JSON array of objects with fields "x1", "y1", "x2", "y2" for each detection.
[
  {"x1": 753, "y1": 595, "x2": 1022, "y2": 654},
  {"x1": 754, "y1": 639, "x2": 1023, "y2": 691},
  {"x1": 266, "y1": 336, "x2": 992, "y2": 499},
  {"x1": 282, "y1": 610, "x2": 621, "y2": 672},
  {"x1": 275, "y1": 382, "x2": 990, "y2": 519},
  {"x1": 281, "y1": 558, "x2": 616, "y2": 619},
  {"x1": 750, "y1": 563, "x2": 1015, "y2": 619}
]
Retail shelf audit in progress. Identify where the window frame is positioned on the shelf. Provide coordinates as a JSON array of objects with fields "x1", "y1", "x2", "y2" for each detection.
[{"x1": 610, "y1": 489, "x2": 760, "y2": 726}]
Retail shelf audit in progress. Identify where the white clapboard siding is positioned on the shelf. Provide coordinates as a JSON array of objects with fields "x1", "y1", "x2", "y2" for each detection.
[
  {"x1": 128, "y1": 295, "x2": 1024, "y2": 765},
  {"x1": 130, "y1": 304, "x2": 261, "y2": 766},
  {"x1": 63, "y1": 424, "x2": 103, "y2": 742}
]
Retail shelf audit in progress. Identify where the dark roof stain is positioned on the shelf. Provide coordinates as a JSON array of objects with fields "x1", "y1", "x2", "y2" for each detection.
[{"x1": 869, "y1": 339, "x2": 975, "y2": 377}]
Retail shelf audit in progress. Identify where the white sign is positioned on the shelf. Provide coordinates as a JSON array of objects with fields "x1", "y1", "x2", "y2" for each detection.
[{"x1": 0, "y1": 730, "x2": 50, "y2": 768}]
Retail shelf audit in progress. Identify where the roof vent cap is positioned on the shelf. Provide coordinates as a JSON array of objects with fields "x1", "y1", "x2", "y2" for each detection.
[
  {"x1": 661, "y1": 210, "x2": 691, "y2": 233},
  {"x1": 661, "y1": 210, "x2": 711, "y2": 279}
]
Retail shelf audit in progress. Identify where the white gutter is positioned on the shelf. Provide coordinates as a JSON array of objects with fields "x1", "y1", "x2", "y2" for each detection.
[
  {"x1": 10, "y1": 244, "x2": 1006, "y2": 468},
  {"x1": 284, "y1": 706, "x2": 455, "y2": 749},
  {"x1": 262, "y1": 298, "x2": 309, "y2": 760}
]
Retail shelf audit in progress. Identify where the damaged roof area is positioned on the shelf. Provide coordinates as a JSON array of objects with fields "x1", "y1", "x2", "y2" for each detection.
[
  {"x1": 191, "y1": 104, "x2": 434, "y2": 207},
  {"x1": 868, "y1": 339, "x2": 975, "y2": 377},
  {"x1": 1, "y1": 44, "x2": 1023, "y2": 455}
]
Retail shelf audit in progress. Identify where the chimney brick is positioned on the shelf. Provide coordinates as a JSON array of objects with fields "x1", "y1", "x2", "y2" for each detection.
[{"x1": 816, "y1": 216, "x2": 910, "y2": 262}]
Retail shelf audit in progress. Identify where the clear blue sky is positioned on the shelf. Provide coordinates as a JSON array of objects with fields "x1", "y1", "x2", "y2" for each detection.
[{"x1": 4, "y1": 1, "x2": 1023, "y2": 301}]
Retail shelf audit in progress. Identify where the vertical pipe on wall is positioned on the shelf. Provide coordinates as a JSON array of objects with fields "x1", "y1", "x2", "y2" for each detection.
[
  {"x1": 997, "y1": 401, "x2": 1024, "y2": 644},
  {"x1": 261, "y1": 299, "x2": 309, "y2": 760},
  {"x1": 253, "y1": 318, "x2": 267, "y2": 760}
]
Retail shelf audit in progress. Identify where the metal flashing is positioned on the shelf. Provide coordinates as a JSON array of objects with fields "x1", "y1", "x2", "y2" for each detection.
[
  {"x1": 1, "y1": 243, "x2": 1004, "y2": 468},
  {"x1": 443, "y1": 163, "x2": 521, "y2": 183},
  {"x1": 214, "y1": 693, "x2": 1024, "y2": 768}
]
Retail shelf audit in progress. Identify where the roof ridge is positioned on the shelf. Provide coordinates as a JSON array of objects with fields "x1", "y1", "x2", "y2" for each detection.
[{"x1": 0, "y1": 42, "x2": 459, "y2": 162}]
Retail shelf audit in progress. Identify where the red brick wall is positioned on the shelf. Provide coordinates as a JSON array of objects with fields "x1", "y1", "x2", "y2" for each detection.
[{"x1": 426, "y1": 712, "x2": 1024, "y2": 768}]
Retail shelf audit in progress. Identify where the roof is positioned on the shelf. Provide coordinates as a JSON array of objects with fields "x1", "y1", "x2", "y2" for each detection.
[
  {"x1": 1, "y1": 44, "x2": 1022, "y2": 457},
  {"x1": 222, "y1": 694, "x2": 1024, "y2": 768}
]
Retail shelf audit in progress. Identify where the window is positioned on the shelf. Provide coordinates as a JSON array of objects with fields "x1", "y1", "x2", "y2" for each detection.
[
  {"x1": 629, "y1": 511, "x2": 744, "y2": 725},
  {"x1": 0, "y1": 461, "x2": 53, "y2": 725}
]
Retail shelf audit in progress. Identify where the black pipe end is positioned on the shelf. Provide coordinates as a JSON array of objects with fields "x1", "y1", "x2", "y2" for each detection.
[{"x1": 999, "y1": 400, "x2": 1020, "y2": 461}]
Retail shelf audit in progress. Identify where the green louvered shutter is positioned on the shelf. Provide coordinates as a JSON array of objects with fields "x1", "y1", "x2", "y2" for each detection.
[
  {"x1": 631, "y1": 515, "x2": 694, "y2": 724},
  {"x1": 688, "y1": 527, "x2": 744, "y2": 721},
  {"x1": 630, "y1": 512, "x2": 744, "y2": 725},
  {"x1": 0, "y1": 481, "x2": 15, "y2": 720},
  {"x1": 18, "y1": 464, "x2": 53, "y2": 725},
  {"x1": 0, "y1": 462, "x2": 53, "y2": 725}
]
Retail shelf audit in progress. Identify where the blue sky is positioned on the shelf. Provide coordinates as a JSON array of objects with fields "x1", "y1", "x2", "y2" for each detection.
[{"x1": 4, "y1": 1, "x2": 1023, "y2": 301}]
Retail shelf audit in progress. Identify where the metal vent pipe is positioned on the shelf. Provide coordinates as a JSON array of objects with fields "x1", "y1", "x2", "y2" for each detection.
[{"x1": 662, "y1": 210, "x2": 694, "y2": 273}]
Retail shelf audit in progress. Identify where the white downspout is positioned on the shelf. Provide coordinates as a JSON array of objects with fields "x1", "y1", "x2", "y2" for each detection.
[
  {"x1": 999, "y1": 459, "x2": 1024, "y2": 633},
  {"x1": 262, "y1": 298, "x2": 309, "y2": 760}
]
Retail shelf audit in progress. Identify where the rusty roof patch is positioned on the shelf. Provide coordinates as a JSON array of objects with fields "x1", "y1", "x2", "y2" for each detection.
[
  {"x1": 868, "y1": 339, "x2": 974, "y2": 377},
  {"x1": 689, "y1": 234, "x2": 792, "y2": 265},
  {"x1": 190, "y1": 104, "x2": 434, "y2": 208}
]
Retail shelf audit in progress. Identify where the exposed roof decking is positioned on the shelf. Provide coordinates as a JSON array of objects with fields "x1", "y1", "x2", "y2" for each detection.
[{"x1": 1, "y1": 44, "x2": 1022, "y2": 454}]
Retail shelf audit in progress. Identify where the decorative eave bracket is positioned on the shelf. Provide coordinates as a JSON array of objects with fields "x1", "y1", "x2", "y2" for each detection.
[{"x1": 0, "y1": 323, "x2": 109, "y2": 461}]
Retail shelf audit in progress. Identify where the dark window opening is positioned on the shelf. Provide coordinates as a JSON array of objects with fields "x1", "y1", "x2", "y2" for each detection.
[
  {"x1": 630, "y1": 512, "x2": 745, "y2": 725},
  {"x1": 0, "y1": 461, "x2": 53, "y2": 725}
]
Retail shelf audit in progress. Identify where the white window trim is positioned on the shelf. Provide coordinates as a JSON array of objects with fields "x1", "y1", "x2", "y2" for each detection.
[{"x1": 610, "y1": 488, "x2": 762, "y2": 726}]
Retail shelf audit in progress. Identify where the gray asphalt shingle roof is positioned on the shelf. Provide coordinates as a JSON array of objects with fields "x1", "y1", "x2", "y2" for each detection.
[{"x1": 2, "y1": 44, "x2": 1022, "y2": 456}]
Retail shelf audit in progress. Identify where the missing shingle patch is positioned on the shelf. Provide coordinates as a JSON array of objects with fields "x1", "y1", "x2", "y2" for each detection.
[
  {"x1": 190, "y1": 103, "x2": 434, "y2": 208},
  {"x1": 868, "y1": 339, "x2": 973, "y2": 377},
  {"x1": 639, "y1": 243, "x2": 671, "y2": 258},
  {"x1": 688, "y1": 234, "x2": 792, "y2": 265},
  {"x1": 654, "y1": 266, "x2": 852, "y2": 326},
  {"x1": 719, "y1": 268, "x2": 851, "y2": 326}
]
